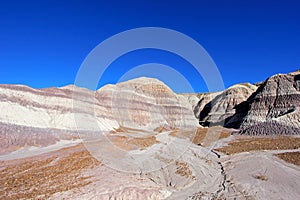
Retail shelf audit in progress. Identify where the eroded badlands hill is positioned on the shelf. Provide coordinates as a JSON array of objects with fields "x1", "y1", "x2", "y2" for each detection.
[
  {"x1": 190, "y1": 70, "x2": 300, "y2": 135},
  {"x1": 233, "y1": 70, "x2": 300, "y2": 135},
  {"x1": 0, "y1": 77, "x2": 198, "y2": 153},
  {"x1": 1, "y1": 71, "x2": 300, "y2": 200}
]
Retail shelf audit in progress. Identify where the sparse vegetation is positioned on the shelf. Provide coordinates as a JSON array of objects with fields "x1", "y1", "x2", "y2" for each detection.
[
  {"x1": 276, "y1": 152, "x2": 300, "y2": 166},
  {"x1": 129, "y1": 136, "x2": 159, "y2": 149},
  {"x1": 175, "y1": 161, "x2": 195, "y2": 179},
  {"x1": 110, "y1": 126, "x2": 148, "y2": 134},
  {"x1": 0, "y1": 147, "x2": 100, "y2": 199},
  {"x1": 216, "y1": 136, "x2": 300, "y2": 155},
  {"x1": 192, "y1": 127, "x2": 231, "y2": 146},
  {"x1": 253, "y1": 174, "x2": 268, "y2": 181},
  {"x1": 108, "y1": 135, "x2": 159, "y2": 150}
]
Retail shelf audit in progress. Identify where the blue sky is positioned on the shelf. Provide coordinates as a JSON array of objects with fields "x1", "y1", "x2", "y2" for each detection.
[{"x1": 0, "y1": 0, "x2": 299, "y2": 93}]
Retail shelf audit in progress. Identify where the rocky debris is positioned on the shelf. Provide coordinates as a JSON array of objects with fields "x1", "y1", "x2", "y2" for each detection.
[{"x1": 228, "y1": 70, "x2": 300, "y2": 135}]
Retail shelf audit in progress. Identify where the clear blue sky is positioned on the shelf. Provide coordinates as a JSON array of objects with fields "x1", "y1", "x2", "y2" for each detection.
[{"x1": 0, "y1": 0, "x2": 299, "y2": 92}]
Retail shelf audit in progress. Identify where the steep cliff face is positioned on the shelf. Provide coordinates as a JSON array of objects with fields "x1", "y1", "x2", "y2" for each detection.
[
  {"x1": 0, "y1": 77, "x2": 198, "y2": 153},
  {"x1": 193, "y1": 92, "x2": 221, "y2": 120},
  {"x1": 232, "y1": 70, "x2": 300, "y2": 135},
  {"x1": 192, "y1": 83, "x2": 257, "y2": 126},
  {"x1": 190, "y1": 70, "x2": 300, "y2": 135}
]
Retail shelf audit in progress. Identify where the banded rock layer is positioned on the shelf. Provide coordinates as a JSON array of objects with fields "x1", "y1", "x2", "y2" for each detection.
[
  {"x1": 190, "y1": 83, "x2": 257, "y2": 126},
  {"x1": 191, "y1": 70, "x2": 300, "y2": 135},
  {"x1": 0, "y1": 77, "x2": 198, "y2": 153},
  {"x1": 232, "y1": 70, "x2": 300, "y2": 135},
  {"x1": 94, "y1": 77, "x2": 198, "y2": 130}
]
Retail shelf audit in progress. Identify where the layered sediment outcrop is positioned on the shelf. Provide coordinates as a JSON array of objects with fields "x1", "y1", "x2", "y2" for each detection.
[
  {"x1": 95, "y1": 77, "x2": 198, "y2": 130},
  {"x1": 231, "y1": 70, "x2": 300, "y2": 135},
  {"x1": 191, "y1": 83, "x2": 257, "y2": 126},
  {"x1": 193, "y1": 92, "x2": 221, "y2": 120},
  {"x1": 1, "y1": 69, "x2": 300, "y2": 154},
  {"x1": 192, "y1": 70, "x2": 300, "y2": 135},
  {"x1": 0, "y1": 77, "x2": 198, "y2": 153}
]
